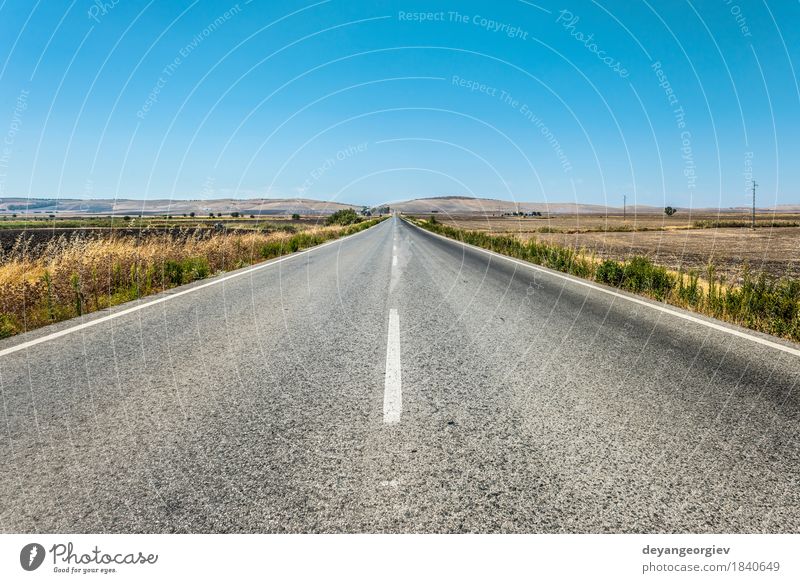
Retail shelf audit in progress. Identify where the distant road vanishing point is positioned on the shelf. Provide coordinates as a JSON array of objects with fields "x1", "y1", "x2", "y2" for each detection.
[{"x1": 1, "y1": 217, "x2": 798, "y2": 533}]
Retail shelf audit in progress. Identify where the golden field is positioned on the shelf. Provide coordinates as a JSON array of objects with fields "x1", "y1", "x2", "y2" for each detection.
[
  {"x1": 413, "y1": 216, "x2": 800, "y2": 342},
  {"x1": 0, "y1": 219, "x2": 380, "y2": 338},
  {"x1": 429, "y1": 213, "x2": 800, "y2": 281}
]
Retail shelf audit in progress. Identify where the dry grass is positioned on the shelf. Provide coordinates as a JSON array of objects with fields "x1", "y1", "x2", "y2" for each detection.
[
  {"x1": 437, "y1": 212, "x2": 800, "y2": 234},
  {"x1": 415, "y1": 218, "x2": 800, "y2": 342},
  {"x1": 0, "y1": 220, "x2": 381, "y2": 338},
  {"x1": 428, "y1": 214, "x2": 800, "y2": 281}
]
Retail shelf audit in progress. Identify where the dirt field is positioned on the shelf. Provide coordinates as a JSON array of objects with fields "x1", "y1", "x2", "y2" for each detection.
[
  {"x1": 0, "y1": 217, "x2": 332, "y2": 255},
  {"x1": 430, "y1": 213, "x2": 800, "y2": 281}
]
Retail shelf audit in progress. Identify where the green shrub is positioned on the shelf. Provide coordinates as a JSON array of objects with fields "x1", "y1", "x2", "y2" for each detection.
[
  {"x1": 163, "y1": 260, "x2": 184, "y2": 286},
  {"x1": 162, "y1": 257, "x2": 210, "y2": 286},
  {"x1": 620, "y1": 256, "x2": 674, "y2": 299},
  {"x1": 596, "y1": 259, "x2": 624, "y2": 286},
  {"x1": 325, "y1": 209, "x2": 362, "y2": 226},
  {"x1": 677, "y1": 270, "x2": 702, "y2": 307},
  {"x1": 260, "y1": 241, "x2": 284, "y2": 258},
  {"x1": 71, "y1": 273, "x2": 84, "y2": 316},
  {"x1": 183, "y1": 257, "x2": 210, "y2": 281},
  {"x1": 0, "y1": 314, "x2": 16, "y2": 338}
]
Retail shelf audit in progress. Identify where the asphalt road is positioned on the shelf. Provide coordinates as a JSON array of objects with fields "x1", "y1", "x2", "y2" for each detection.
[{"x1": 1, "y1": 216, "x2": 798, "y2": 533}]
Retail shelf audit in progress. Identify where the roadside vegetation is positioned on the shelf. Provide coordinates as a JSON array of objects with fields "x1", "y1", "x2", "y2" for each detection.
[
  {"x1": 436, "y1": 214, "x2": 800, "y2": 235},
  {"x1": 0, "y1": 217, "x2": 385, "y2": 338},
  {"x1": 325, "y1": 208, "x2": 363, "y2": 226},
  {"x1": 412, "y1": 218, "x2": 800, "y2": 342}
]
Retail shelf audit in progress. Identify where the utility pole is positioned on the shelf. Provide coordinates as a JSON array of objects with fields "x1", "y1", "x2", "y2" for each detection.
[
  {"x1": 751, "y1": 180, "x2": 758, "y2": 230},
  {"x1": 623, "y1": 194, "x2": 627, "y2": 221}
]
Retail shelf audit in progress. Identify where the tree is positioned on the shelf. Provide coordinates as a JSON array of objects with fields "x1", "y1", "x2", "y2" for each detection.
[
  {"x1": 664, "y1": 206, "x2": 677, "y2": 216},
  {"x1": 291, "y1": 213, "x2": 300, "y2": 220},
  {"x1": 230, "y1": 211, "x2": 240, "y2": 218},
  {"x1": 325, "y1": 208, "x2": 362, "y2": 226},
  {"x1": 189, "y1": 211, "x2": 195, "y2": 218}
]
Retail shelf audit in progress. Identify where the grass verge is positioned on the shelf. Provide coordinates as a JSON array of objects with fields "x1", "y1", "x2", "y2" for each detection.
[
  {"x1": 0, "y1": 217, "x2": 386, "y2": 338},
  {"x1": 411, "y1": 218, "x2": 800, "y2": 343}
]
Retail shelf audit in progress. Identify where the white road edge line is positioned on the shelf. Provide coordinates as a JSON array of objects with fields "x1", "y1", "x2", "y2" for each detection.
[
  {"x1": 408, "y1": 220, "x2": 800, "y2": 358},
  {"x1": 0, "y1": 220, "x2": 389, "y2": 358},
  {"x1": 383, "y1": 308, "x2": 402, "y2": 424}
]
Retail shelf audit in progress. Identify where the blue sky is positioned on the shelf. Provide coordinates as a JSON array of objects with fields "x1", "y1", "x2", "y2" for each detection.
[{"x1": 0, "y1": 0, "x2": 798, "y2": 208}]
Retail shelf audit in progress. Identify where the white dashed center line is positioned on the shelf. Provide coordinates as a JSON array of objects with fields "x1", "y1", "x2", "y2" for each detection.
[
  {"x1": 383, "y1": 308, "x2": 402, "y2": 424},
  {"x1": 392, "y1": 255, "x2": 398, "y2": 266}
]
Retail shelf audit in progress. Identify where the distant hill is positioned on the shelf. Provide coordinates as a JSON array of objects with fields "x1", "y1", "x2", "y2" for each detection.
[
  {"x1": 0, "y1": 198, "x2": 358, "y2": 216},
  {"x1": 386, "y1": 196, "x2": 800, "y2": 215},
  {"x1": 4, "y1": 196, "x2": 798, "y2": 217}
]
